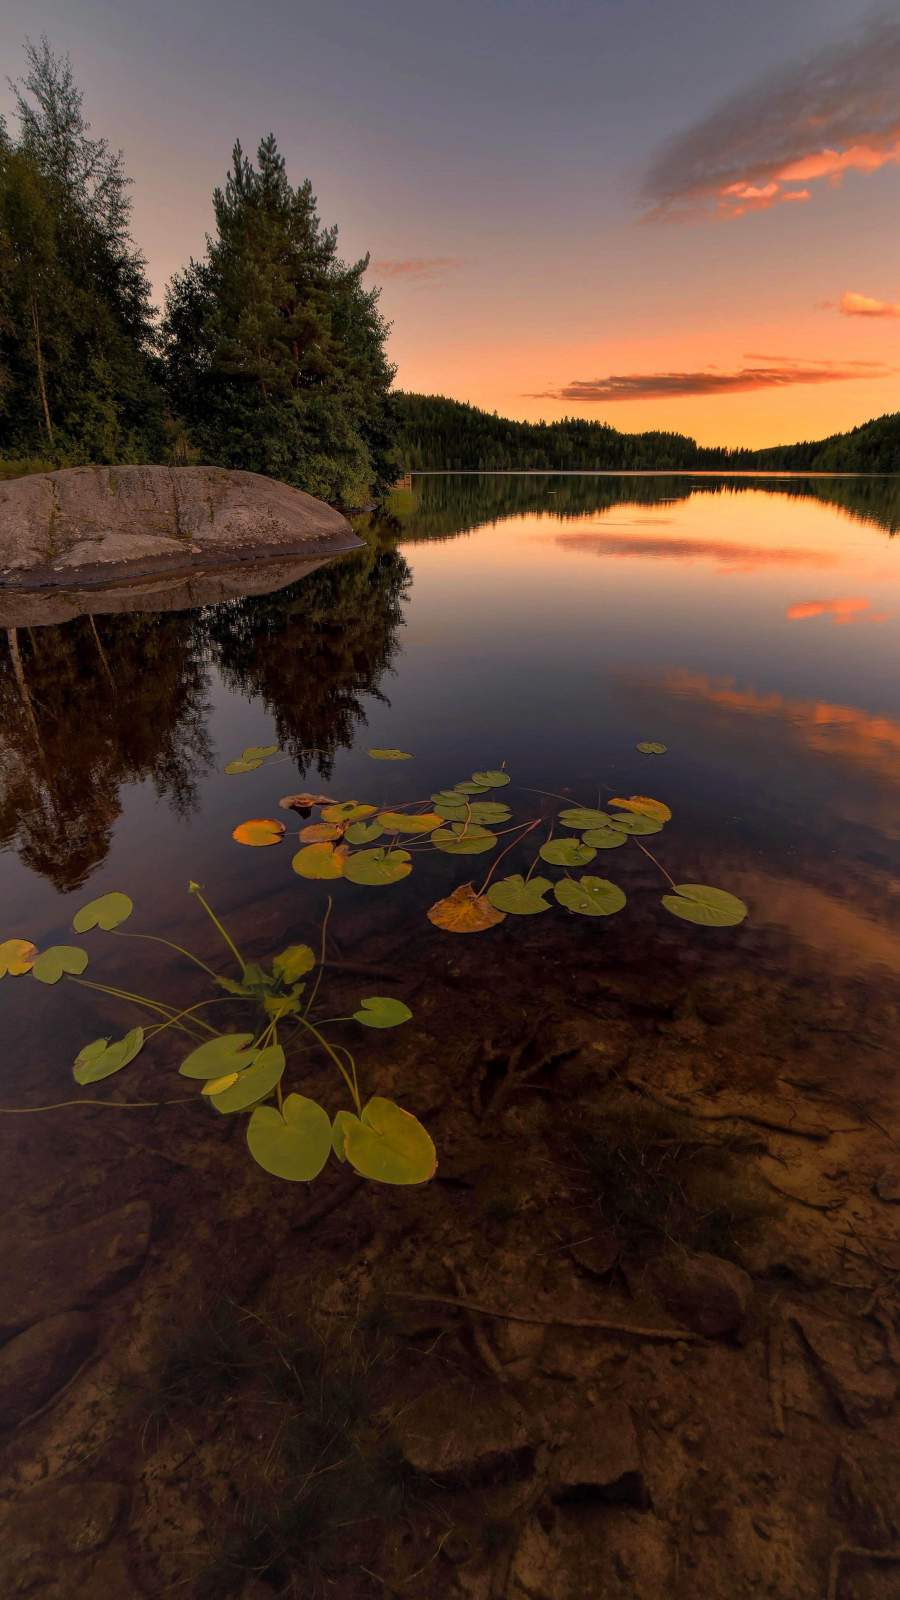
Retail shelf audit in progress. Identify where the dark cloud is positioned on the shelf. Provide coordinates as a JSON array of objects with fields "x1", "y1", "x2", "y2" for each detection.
[
  {"x1": 529, "y1": 360, "x2": 894, "y2": 403},
  {"x1": 642, "y1": 12, "x2": 900, "y2": 219}
]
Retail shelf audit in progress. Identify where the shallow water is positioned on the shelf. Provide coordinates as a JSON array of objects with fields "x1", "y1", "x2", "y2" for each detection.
[{"x1": 1, "y1": 473, "x2": 899, "y2": 1597}]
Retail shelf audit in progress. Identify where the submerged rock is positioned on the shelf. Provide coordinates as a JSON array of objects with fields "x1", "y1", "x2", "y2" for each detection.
[
  {"x1": 651, "y1": 1251, "x2": 753, "y2": 1339},
  {"x1": 0, "y1": 1311, "x2": 97, "y2": 1429},
  {"x1": 551, "y1": 1400, "x2": 647, "y2": 1506},
  {"x1": 2, "y1": 1199, "x2": 152, "y2": 1337},
  {"x1": 393, "y1": 1381, "x2": 533, "y2": 1483},
  {"x1": 0, "y1": 465, "x2": 360, "y2": 591},
  {"x1": 793, "y1": 1311, "x2": 897, "y2": 1427}
]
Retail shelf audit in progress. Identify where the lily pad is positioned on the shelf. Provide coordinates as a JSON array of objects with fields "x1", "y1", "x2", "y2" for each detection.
[
  {"x1": 344, "y1": 848, "x2": 412, "y2": 886},
  {"x1": 610, "y1": 795, "x2": 672, "y2": 823},
  {"x1": 467, "y1": 801, "x2": 511, "y2": 825},
  {"x1": 555, "y1": 876, "x2": 626, "y2": 917},
  {"x1": 433, "y1": 799, "x2": 470, "y2": 821},
  {"x1": 279, "y1": 792, "x2": 333, "y2": 811},
  {"x1": 377, "y1": 810, "x2": 442, "y2": 834},
  {"x1": 264, "y1": 992, "x2": 303, "y2": 1020},
  {"x1": 352, "y1": 996, "x2": 413, "y2": 1029},
  {"x1": 637, "y1": 742, "x2": 667, "y2": 755},
  {"x1": 321, "y1": 801, "x2": 377, "y2": 824},
  {"x1": 431, "y1": 823, "x2": 497, "y2": 855},
  {"x1": 344, "y1": 820, "x2": 384, "y2": 845},
  {"x1": 471, "y1": 769, "x2": 510, "y2": 788},
  {"x1": 558, "y1": 807, "x2": 611, "y2": 831},
  {"x1": 32, "y1": 945, "x2": 89, "y2": 985},
  {"x1": 272, "y1": 945, "x2": 316, "y2": 983},
  {"x1": 426, "y1": 883, "x2": 506, "y2": 933},
  {"x1": 201, "y1": 1071, "x2": 240, "y2": 1095},
  {"x1": 211, "y1": 1045, "x2": 286, "y2": 1113},
  {"x1": 581, "y1": 827, "x2": 627, "y2": 849},
  {"x1": 224, "y1": 757, "x2": 262, "y2": 774},
  {"x1": 486, "y1": 875, "x2": 554, "y2": 916},
  {"x1": 432, "y1": 790, "x2": 467, "y2": 807},
  {"x1": 243, "y1": 744, "x2": 279, "y2": 760},
  {"x1": 72, "y1": 892, "x2": 133, "y2": 933},
  {"x1": 73, "y1": 1026, "x2": 145, "y2": 1084},
  {"x1": 539, "y1": 838, "x2": 597, "y2": 868},
  {"x1": 368, "y1": 748, "x2": 413, "y2": 760},
  {"x1": 231, "y1": 817, "x2": 286, "y2": 847},
  {"x1": 247, "y1": 1094, "x2": 333, "y2": 1181},
  {"x1": 339, "y1": 1096, "x2": 437, "y2": 1185},
  {"x1": 0, "y1": 938, "x2": 38, "y2": 977},
  {"x1": 291, "y1": 842, "x2": 349, "y2": 880},
  {"x1": 331, "y1": 1109, "x2": 357, "y2": 1161},
  {"x1": 454, "y1": 781, "x2": 491, "y2": 795},
  {"x1": 608, "y1": 813, "x2": 663, "y2": 836},
  {"x1": 298, "y1": 822, "x2": 342, "y2": 843},
  {"x1": 179, "y1": 1033, "x2": 257, "y2": 1080},
  {"x1": 661, "y1": 884, "x2": 749, "y2": 928}
]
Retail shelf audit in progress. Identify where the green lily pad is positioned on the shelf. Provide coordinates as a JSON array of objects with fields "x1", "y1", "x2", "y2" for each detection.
[
  {"x1": 179, "y1": 1033, "x2": 257, "y2": 1080},
  {"x1": 344, "y1": 848, "x2": 412, "y2": 886},
  {"x1": 331, "y1": 1108, "x2": 357, "y2": 1161},
  {"x1": 32, "y1": 945, "x2": 89, "y2": 985},
  {"x1": 467, "y1": 801, "x2": 511, "y2": 824},
  {"x1": 72, "y1": 892, "x2": 133, "y2": 933},
  {"x1": 352, "y1": 996, "x2": 413, "y2": 1029},
  {"x1": 272, "y1": 945, "x2": 316, "y2": 983},
  {"x1": 609, "y1": 813, "x2": 663, "y2": 836},
  {"x1": 368, "y1": 748, "x2": 413, "y2": 760},
  {"x1": 581, "y1": 827, "x2": 627, "y2": 849},
  {"x1": 434, "y1": 799, "x2": 470, "y2": 821},
  {"x1": 454, "y1": 781, "x2": 491, "y2": 795},
  {"x1": 661, "y1": 884, "x2": 749, "y2": 928},
  {"x1": 74, "y1": 1026, "x2": 144, "y2": 1084},
  {"x1": 321, "y1": 801, "x2": 377, "y2": 824},
  {"x1": 431, "y1": 824, "x2": 497, "y2": 855},
  {"x1": 377, "y1": 811, "x2": 442, "y2": 834},
  {"x1": 243, "y1": 744, "x2": 279, "y2": 759},
  {"x1": 555, "y1": 876, "x2": 626, "y2": 917},
  {"x1": 637, "y1": 742, "x2": 667, "y2": 754},
  {"x1": 471, "y1": 770, "x2": 510, "y2": 788},
  {"x1": 558, "y1": 807, "x2": 611, "y2": 831},
  {"x1": 486, "y1": 874, "x2": 554, "y2": 915},
  {"x1": 291, "y1": 843, "x2": 349, "y2": 879},
  {"x1": 210, "y1": 1045, "x2": 285, "y2": 1113},
  {"x1": 345, "y1": 820, "x2": 384, "y2": 845},
  {"x1": 339, "y1": 1097, "x2": 437, "y2": 1185},
  {"x1": 264, "y1": 991, "x2": 303, "y2": 1020},
  {"x1": 247, "y1": 1094, "x2": 333, "y2": 1181},
  {"x1": 432, "y1": 790, "x2": 466, "y2": 806},
  {"x1": 539, "y1": 838, "x2": 597, "y2": 868},
  {"x1": 224, "y1": 757, "x2": 263, "y2": 774}
]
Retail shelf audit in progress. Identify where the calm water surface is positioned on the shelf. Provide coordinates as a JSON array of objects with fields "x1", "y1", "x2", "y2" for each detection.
[{"x1": 1, "y1": 471, "x2": 899, "y2": 1096}]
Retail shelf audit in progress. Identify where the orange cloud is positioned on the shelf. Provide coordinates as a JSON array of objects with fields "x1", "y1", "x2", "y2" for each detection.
[
  {"x1": 371, "y1": 257, "x2": 462, "y2": 283},
  {"x1": 530, "y1": 359, "x2": 893, "y2": 403},
  {"x1": 839, "y1": 290, "x2": 900, "y2": 318},
  {"x1": 660, "y1": 670, "x2": 900, "y2": 788},
  {"x1": 786, "y1": 597, "x2": 888, "y2": 625},
  {"x1": 642, "y1": 15, "x2": 900, "y2": 220},
  {"x1": 550, "y1": 531, "x2": 837, "y2": 570}
]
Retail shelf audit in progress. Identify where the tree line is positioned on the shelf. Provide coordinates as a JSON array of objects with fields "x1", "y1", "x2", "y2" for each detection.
[
  {"x1": 392, "y1": 393, "x2": 900, "y2": 476},
  {"x1": 0, "y1": 39, "x2": 396, "y2": 504}
]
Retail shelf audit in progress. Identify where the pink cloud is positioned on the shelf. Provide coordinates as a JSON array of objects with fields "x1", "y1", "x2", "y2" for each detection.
[
  {"x1": 528, "y1": 358, "x2": 894, "y2": 403},
  {"x1": 786, "y1": 597, "x2": 889, "y2": 626},
  {"x1": 642, "y1": 15, "x2": 900, "y2": 220}
]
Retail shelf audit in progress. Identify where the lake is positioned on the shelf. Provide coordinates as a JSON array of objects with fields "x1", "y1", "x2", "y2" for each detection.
[{"x1": 1, "y1": 472, "x2": 898, "y2": 1597}]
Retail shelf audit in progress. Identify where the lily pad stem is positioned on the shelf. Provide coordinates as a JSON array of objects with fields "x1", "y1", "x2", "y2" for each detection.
[
  {"x1": 108, "y1": 928, "x2": 220, "y2": 980},
  {"x1": 70, "y1": 976, "x2": 218, "y2": 1036},
  {"x1": 295, "y1": 1014, "x2": 361, "y2": 1114},
  {"x1": 303, "y1": 895, "x2": 332, "y2": 1018},
  {"x1": 189, "y1": 886, "x2": 246, "y2": 972},
  {"x1": 631, "y1": 836, "x2": 678, "y2": 891},
  {"x1": 477, "y1": 819, "x2": 541, "y2": 895}
]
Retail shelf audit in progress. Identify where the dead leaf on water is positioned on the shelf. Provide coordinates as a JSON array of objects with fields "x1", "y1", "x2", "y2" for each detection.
[{"x1": 427, "y1": 882, "x2": 507, "y2": 934}]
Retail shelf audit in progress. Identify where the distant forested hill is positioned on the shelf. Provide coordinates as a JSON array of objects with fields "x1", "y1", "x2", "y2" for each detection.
[{"x1": 392, "y1": 393, "x2": 900, "y2": 475}]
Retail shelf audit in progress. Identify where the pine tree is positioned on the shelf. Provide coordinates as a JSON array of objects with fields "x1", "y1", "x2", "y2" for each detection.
[
  {"x1": 164, "y1": 135, "x2": 397, "y2": 504},
  {"x1": 0, "y1": 38, "x2": 164, "y2": 463}
]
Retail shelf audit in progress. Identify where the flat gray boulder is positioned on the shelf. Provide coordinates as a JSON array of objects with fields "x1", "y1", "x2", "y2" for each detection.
[{"x1": 0, "y1": 464, "x2": 360, "y2": 590}]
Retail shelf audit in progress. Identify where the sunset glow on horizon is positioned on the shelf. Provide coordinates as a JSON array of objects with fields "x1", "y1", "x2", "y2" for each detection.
[{"x1": 2, "y1": 0, "x2": 898, "y2": 448}]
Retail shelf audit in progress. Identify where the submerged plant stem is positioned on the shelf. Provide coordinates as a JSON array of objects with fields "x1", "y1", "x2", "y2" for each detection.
[
  {"x1": 71, "y1": 977, "x2": 217, "y2": 1036},
  {"x1": 477, "y1": 818, "x2": 541, "y2": 895},
  {"x1": 304, "y1": 895, "x2": 332, "y2": 1017},
  {"x1": 631, "y1": 836, "x2": 678, "y2": 890},
  {"x1": 295, "y1": 1014, "x2": 361, "y2": 1113},
  {"x1": 109, "y1": 928, "x2": 220, "y2": 980},
  {"x1": 189, "y1": 887, "x2": 246, "y2": 972}
]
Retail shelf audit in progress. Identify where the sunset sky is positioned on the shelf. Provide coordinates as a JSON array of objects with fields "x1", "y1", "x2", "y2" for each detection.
[{"x1": 3, "y1": 0, "x2": 899, "y2": 446}]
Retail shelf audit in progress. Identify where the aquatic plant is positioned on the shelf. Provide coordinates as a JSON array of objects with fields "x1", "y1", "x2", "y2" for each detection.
[
  {"x1": 223, "y1": 748, "x2": 749, "y2": 932},
  {"x1": 0, "y1": 888, "x2": 435, "y2": 1188}
]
